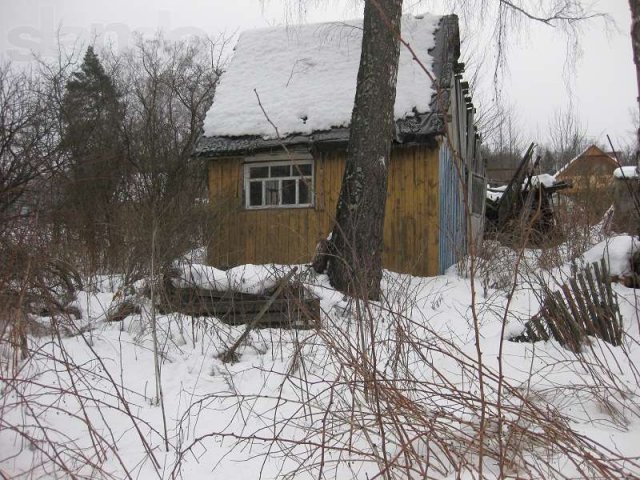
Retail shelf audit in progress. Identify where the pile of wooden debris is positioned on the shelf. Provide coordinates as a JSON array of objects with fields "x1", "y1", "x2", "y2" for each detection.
[
  {"x1": 486, "y1": 143, "x2": 571, "y2": 245},
  {"x1": 160, "y1": 266, "x2": 320, "y2": 329}
]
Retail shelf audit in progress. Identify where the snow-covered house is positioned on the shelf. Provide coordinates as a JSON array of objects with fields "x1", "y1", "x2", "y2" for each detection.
[{"x1": 196, "y1": 14, "x2": 484, "y2": 277}]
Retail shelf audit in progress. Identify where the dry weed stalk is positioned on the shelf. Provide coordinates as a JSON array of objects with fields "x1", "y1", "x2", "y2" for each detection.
[{"x1": 169, "y1": 248, "x2": 640, "y2": 479}]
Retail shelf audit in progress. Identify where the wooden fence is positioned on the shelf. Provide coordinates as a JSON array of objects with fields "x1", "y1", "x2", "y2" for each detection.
[{"x1": 511, "y1": 258, "x2": 623, "y2": 351}]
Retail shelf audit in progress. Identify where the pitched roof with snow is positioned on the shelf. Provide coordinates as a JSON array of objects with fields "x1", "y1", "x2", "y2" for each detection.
[
  {"x1": 196, "y1": 14, "x2": 459, "y2": 156},
  {"x1": 554, "y1": 144, "x2": 618, "y2": 178}
]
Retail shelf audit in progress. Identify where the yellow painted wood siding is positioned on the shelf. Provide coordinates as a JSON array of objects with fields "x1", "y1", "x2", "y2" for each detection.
[{"x1": 207, "y1": 145, "x2": 440, "y2": 276}]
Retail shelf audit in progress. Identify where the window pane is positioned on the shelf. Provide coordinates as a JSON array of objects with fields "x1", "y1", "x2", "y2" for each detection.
[
  {"x1": 292, "y1": 164, "x2": 312, "y2": 176},
  {"x1": 245, "y1": 160, "x2": 314, "y2": 209},
  {"x1": 299, "y1": 178, "x2": 311, "y2": 204},
  {"x1": 265, "y1": 180, "x2": 279, "y2": 205},
  {"x1": 249, "y1": 166, "x2": 269, "y2": 178},
  {"x1": 270, "y1": 165, "x2": 290, "y2": 177},
  {"x1": 471, "y1": 175, "x2": 485, "y2": 214},
  {"x1": 249, "y1": 181, "x2": 263, "y2": 206},
  {"x1": 282, "y1": 179, "x2": 296, "y2": 204}
]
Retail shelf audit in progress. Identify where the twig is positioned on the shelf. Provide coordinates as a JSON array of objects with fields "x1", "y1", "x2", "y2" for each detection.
[
  {"x1": 253, "y1": 88, "x2": 291, "y2": 157},
  {"x1": 220, "y1": 267, "x2": 298, "y2": 363}
]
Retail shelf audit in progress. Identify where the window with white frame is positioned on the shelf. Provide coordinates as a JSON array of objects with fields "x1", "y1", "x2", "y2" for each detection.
[{"x1": 244, "y1": 160, "x2": 314, "y2": 209}]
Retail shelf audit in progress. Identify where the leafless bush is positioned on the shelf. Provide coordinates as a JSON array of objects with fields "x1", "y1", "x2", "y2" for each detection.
[
  {"x1": 32, "y1": 34, "x2": 227, "y2": 287},
  {"x1": 0, "y1": 33, "x2": 227, "y2": 480},
  {"x1": 0, "y1": 309, "x2": 168, "y2": 478},
  {"x1": 542, "y1": 108, "x2": 588, "y2": 175},
  {"x1": 169, "y1": 275, "x2": 637, "y2": 479}
]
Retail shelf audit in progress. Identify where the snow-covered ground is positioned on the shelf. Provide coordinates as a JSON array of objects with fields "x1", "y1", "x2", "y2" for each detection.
[{"x1": 1, "y1": 236, "x2": 639, "y2": 479}]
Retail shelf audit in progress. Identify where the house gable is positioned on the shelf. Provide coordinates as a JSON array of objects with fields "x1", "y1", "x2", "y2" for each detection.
[
  {"x1": 555, "y1": 145, "x2": 618, "y2": 180},
  {"x1": 555, "y1": 144, "x2": 618, "y2": 196}
]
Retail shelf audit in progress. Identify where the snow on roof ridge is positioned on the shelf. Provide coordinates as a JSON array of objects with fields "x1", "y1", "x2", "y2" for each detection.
[{"x1": 203, "y1": 13, "x2": 443, "y2": 140}]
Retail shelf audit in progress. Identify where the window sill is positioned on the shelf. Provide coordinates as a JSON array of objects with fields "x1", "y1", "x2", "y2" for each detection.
[{"x1": 244, "y1": 204, "x2": 315, "y2": 211}]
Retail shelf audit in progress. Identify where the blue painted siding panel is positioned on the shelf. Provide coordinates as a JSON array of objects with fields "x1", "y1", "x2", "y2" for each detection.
[{"x1": 438, "y1": 143, "x2": 467, "y2": 273}]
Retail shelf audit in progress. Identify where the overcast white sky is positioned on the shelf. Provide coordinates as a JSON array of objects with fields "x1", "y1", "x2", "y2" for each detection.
[{"x1": 0, "y1": 0, "x2": 635, "y2": 149}]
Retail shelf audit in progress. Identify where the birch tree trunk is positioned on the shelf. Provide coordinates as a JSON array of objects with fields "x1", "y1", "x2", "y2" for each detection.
[
  {"x1": 630, "y1": 0, "x2": 640, "y2": 158},
  {"x1": 327, "y1": 0, "x2": 403, "y2": 300}
]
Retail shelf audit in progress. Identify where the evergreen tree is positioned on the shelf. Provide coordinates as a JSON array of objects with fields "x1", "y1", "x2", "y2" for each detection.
[{"x1": 60, "y1": 46, "x2": 124, "y2": 270}]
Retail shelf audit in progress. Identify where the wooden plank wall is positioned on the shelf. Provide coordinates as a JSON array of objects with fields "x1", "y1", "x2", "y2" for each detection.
[
  {"x1": 207, "y1": 145, "x2": 440, "y2": 276},
  {"x1": 437, "y1": 67, "x2": 484, "y2": 274}
]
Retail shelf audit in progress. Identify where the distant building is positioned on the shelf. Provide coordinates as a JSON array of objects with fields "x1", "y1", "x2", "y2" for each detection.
[
  {"x1": 553, "y1": 144, "x2": 619, "y2": 221},
  {"x1": 611, "y1": 166, "x2": 640, "y2": 234},
  {"x1": 554, "y1": 144, "x2": 618, "y2": 195},
  {"x1": 485, "y1": 153, "x2": 519, "y2": 186}
]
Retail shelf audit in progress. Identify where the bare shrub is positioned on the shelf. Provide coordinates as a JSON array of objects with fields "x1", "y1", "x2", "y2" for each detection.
[
  {"x1": 170, "y1": 263, "x2": 640, "y2": 479},
  {"x1": 0, "y1": 34, "x2": 226, "y2": 480}
]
